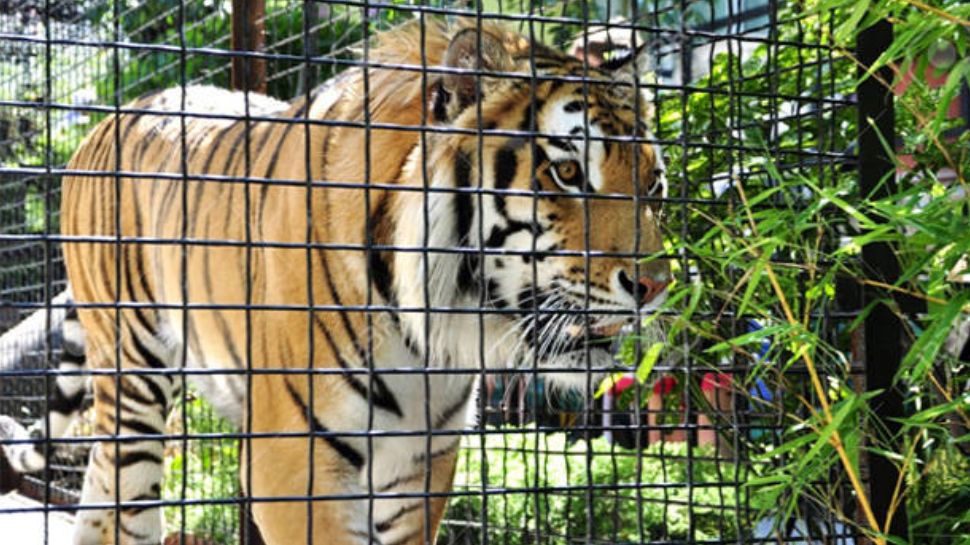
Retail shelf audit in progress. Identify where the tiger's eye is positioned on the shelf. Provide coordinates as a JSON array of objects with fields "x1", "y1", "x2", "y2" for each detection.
[{"x1": 556, "y1": 160, "x2": 578, "y2": 181}]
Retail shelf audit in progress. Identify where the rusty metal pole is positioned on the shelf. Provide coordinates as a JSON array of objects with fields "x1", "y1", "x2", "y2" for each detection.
[{"x1": 231, "y1": 0, "x2": 267, "y2": 93}]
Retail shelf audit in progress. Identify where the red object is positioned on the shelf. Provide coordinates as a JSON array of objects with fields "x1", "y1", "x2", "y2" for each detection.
[
  {"x1": 653, "y1": 375, "x2": 678, "y2": 395},
  {"x1": 701, "y1": 372, "x2": 732, "y2": 393},
  {"x1": 609, "y1": 374, "x2": 636, "y2": 396},
  {"x1": 894, "y1": 53, "x2": 963, "y2": 128}
]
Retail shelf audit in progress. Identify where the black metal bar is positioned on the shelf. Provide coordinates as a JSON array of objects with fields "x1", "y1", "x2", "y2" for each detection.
[{"x1": 857, "y1": 18, "x2": 908, "y2": 541}]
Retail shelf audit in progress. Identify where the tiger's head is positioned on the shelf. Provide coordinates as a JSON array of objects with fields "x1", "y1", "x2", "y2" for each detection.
[{"x1": 392, "y1": 25, "x2": 671, "y2": 387}]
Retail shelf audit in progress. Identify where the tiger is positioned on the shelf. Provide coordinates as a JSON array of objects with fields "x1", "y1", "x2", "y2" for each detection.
[{"x1": 0, "y1": 18, "x2": 670, "y2": 545}]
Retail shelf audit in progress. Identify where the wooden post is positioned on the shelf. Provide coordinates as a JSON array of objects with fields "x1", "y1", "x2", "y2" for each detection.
[{"x1": 231, "y1": 0, "x2": 267, "y2": 94}]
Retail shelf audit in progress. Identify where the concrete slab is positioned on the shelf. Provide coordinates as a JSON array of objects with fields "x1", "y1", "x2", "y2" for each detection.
[{"x1": 0, "y1": 492, "x2": 74, "y2": 545}]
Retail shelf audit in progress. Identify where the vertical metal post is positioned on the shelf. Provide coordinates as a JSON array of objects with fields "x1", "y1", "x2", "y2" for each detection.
[
  {"x1": 231, "y1": 0, "x2": 267, "y2": 93},
  {"x1": 232, "y1": 1, "x2": 265, "y2": 542},
  {"x1": 857, "y1": 19, "x2": 908, "y2": 541}
]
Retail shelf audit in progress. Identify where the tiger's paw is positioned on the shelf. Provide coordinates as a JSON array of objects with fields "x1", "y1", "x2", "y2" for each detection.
[{"x1": 0, "y1": 415, "x2": 45, "y2": 475}]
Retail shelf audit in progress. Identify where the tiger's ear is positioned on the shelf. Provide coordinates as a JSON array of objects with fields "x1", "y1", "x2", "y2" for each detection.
[
  {"x1": 599, "y1": 43, "x2": 649, "y2": 76},
  {"x1": 601, "y1": 43, "x2": 656, "y2": 119},
  {"x1": 437, "y1": 28, "x2": 514, "y2": 119}
]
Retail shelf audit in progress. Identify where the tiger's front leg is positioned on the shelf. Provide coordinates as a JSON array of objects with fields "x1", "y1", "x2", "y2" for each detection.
[
  {"x1": 74, "y1": 355, "x2": 175, "y2": 544},
  {"x1": 244, "y1": 373, "x2": 459, "y2": 545},
  {"x1": 366, "y1": 439, "x2": 459, "y2": 545}
]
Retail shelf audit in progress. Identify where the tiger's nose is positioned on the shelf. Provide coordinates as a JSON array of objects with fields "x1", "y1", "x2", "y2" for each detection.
[{"x1": 618, "y1": 270, "x2": 669, "y2": 305}]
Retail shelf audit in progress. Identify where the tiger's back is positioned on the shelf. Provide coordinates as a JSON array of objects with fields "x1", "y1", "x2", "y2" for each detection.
[{"x1": 62, "y1": 85, "x2": 302, "y2": 422}]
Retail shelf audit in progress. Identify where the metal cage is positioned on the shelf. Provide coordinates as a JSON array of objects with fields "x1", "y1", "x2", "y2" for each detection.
[{"x1": 0, "y1": 1, "x2": 913, "y2": 544}]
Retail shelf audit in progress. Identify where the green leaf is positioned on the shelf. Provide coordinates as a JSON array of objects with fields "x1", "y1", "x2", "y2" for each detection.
[
  {"x1": 635, "y1": 342, "x2": 665, "y2": 383},
  {"x1": 901, "y1": 291, "x2": 970, "y2": 380},
  {"x1": 799, "y1": 392, "x2": 875, "y2": 476},
  {"x1": 706, "y1": 324, "x2": 788, "y2": 354}
]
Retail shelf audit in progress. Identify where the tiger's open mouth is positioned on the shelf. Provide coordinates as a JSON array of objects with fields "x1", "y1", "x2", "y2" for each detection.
[
  {"x1": 511, "y1": 289, "x2": 655, "y2": 364},
  {"x1": 547, "y1": 322, "x2": 622, "y2": 359}
]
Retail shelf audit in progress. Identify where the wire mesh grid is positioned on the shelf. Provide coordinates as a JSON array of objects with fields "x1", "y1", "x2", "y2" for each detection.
[{"x1": 0, "y1": 1, "x2": 893, "y2": 544}]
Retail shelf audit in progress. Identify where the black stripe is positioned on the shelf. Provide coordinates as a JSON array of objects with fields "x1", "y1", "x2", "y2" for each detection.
[
  {"x1": 284, "y1": 380, "x2": 364, "y2": 470},
  {"x1": 95, "y1": 377, "x2": 144, "y2": 417},
  {"x1": 368, "y1": 249, "x2": 396, "y2": 307},
  {"x1": 186, "y1": 316, "x2": 207, "y2": 369},
  {"x1": 120, "y1": 491, "x2": 162, "y2": 516},
  {"x1": 368, "y1": 192, "x2": 398, "y2": 311},
  {"x1": 141, "y1": 377, "x2": 167, "y2": 410},
  {"x1": 120, "y1": 376, "x2": 167, "y2": 412},
  {"x1": 128, "y1": 115, "x2": 158, "y2": 171},
  {"x1": 118, "y1": 417, "x2": 163, "y2": 437},
  {"x1": 251, "y1": 112, "x2": 280, "y2": 160},
  {"x1": 484, "y1": 219, "x2": 538, "y2": 249},
  {"x1": 221, "y1": 123, "x2": 250, "y2": 174},
  {"x1": 373, "y1": 452, "x2": 448, "y2": 496},
  {"x1": 316, "y1": 127, "x2": 402, "y2": 418},
  {"x1": 318, "y1": 253, "x2": 366, "y2": 356},
  {"x1": 412, "y1": 440, "x2": 460, "y2": 464},
  {"x1": 494, "y1": 143, "x2": 518, "y2": 190},
  {"x1": 188, "y1": 126, "x2": 223, "y2": 237},
  {"x1": 201, "y1": 123, "x2": 237, "y2": 174},
  {"x1": 118, "y1": 520, "x2": 151, "y2": 540},
  {"x1": 60, "y1": 351, "x2": 85, "y2": 365},
  {"x1": 319, "y1": 252, "x2": 403, "y2": 417},
  {"x1": 129, "y1": 324, "x2": 166, "y2": 369},
  {"x1": 310, "y1": 317, "x2": 401, "y2": 417},
  {"x1": 314, "y1": 319, "x2": 370, "y2": 400},
  {"x1": 486, "y1": 278, "x2": 508, "y2": 309},
  {"x1": 260, "y1": 100, "x2": 306, "y2": 178},
  {"x1": 433, "y1": 380, "x2": 473, "y2": 428},
  {"x1": 453, "y1": 151, "x2": 477, "y2": 293},
  {"x1": 256, "y1": 118, "x2": 297, "y2": 228},
  {"x1": 195, "y1": 130, "x2": 246, "y2": 372},
  {"x1": 563, "y1": 100, "x2": 585, "y2": 113},
  {"x1": 375, "y1": 502, "x2": 422, "y2": 533},
  {"x1": 202, "y1": 241, "x2": 245, "y2": 371},
  {"x1": 547, "y1": 137, "x2": 578, "y2": 153},
  {"x1": 116, "y1": 449, "x2": 163, "y2": 467},
  {"x1": 48, "y1": 382, "x2": 85, "y2": 415},
  {"x1": 519, "y1": 99, "x2": 543, "y2": 133},
  {"x1": 122, "y1": 244, "x2": 156, "y2": 337},
  {"x1": 118, "y1": 378, "x2": 156, "y2": 409},
  {"x1": 376, "y1": 468, "x2": 422, "y2": 493}
]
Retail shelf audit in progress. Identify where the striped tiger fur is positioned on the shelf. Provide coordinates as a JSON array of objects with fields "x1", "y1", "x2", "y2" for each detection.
[
  {"x1": 0, "y1": 19, "x2": 670, "y2": 545},
  {"x1": 0, "y1": 289, "x2": 87, "y2": 477}
]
